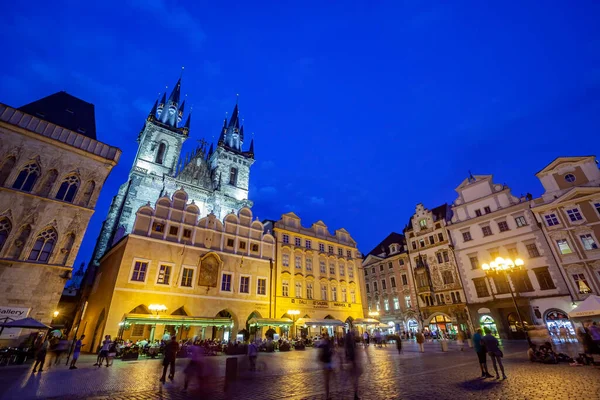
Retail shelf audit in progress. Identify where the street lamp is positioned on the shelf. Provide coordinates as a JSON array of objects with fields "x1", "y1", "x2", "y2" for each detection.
[
  {"x1": 481, "y1": 257, "x2": 530, "y2": 342},
  {"x1": 148, "y1": 304, "x2": 167, "y2": 315},
  {"x1": 53, "y1": 311, "x2": 59, "y2": 318},
  {"x1": 288, "y1": 310, "x2": 300, "y2": 338},
  {"x1": 368, "y1": 311, "x2": 380, "y2": 318}
]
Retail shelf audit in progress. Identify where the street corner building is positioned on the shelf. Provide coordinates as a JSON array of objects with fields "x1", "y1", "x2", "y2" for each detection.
[
  {"x1": 362, "y1": 232, "x2": 420, "y2": 333},
  {"x1": 447, "y1": 174, "x2": 572, "y2": 339},
  {"x1": 263, "y1": 213, "x2": 365, "y2": 338},
  {"x1": 0, "y1": 92, "x2": 120, "y2": 344},
  {"x1": 80, "y1": 191, "x2": 275, "y2": 350},
  {"x1": 404, "y1": 204, "x2": 469, "y2": 334}
]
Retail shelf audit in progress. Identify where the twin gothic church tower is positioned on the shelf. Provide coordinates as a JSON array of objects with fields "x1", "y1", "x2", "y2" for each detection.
[{"x1": 90, "y1": 76, "x2": 255, "y2": 267}]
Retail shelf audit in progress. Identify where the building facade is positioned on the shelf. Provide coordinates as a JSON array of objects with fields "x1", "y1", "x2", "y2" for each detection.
[
  {"x1": 448, "y1": 175, "x2": 572, "y2": 339},
  {"x1": 531, "y1": 156, "x2": 600, "y2": 304},
  {"x1": 404, "y1": 204, "x2": 469, "y2": 335},
  {"x1": 361, "y1": 233, "x2": 420, "y2": 333},
  {"x1": 264, "y1": 213, "x2": 365, "y2": 337},
  {"x1": 80, "y1": 189, "x2": 275, "y2": 351},
  {"x1": 0, "y1": 93, "x2": 120, "y2": 344},
  {"x1": 90, "y1": 77, "x2": 254, "y2": 274}
]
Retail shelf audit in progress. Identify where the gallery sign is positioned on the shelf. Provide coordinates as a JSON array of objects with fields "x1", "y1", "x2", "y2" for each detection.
[{"x1": 0, "y1": 306, "x2": 31, "y2": 339}]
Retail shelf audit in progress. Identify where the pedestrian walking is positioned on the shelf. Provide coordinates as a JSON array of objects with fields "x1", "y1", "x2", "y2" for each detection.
[
  {"x1": 362, "y1": 331, "x2": 369, "y2": 347},
  {"x1": 395, "y1": 335, "x2": 402, "y2": 354},
  {"x1": 248, "y1": 339, "x2": 258, "y2": 371},
  {"x1": 160, "y1": 336, "x2": 180, "y2": 383},
  {"x1": 32, "y1": 337, "x2": 49, "y2": 373},
  {"x1": 69, "y1": 335, "x2": 85, "y2": 369},
  {"x1": 481, "y1": 327, "x2": 506, "y2": 379},
  {"x1": 318, "y1": 332, "x2": 334, "y2": 399},
  {"x1": 416, "y1": 330, "x2": 425, "y2": 353},
  {"x1": 94, "y1": 335, "x2": 112, "y2": 367},
  {"x1": 457, "y1": 330, "x2": 465, "y2": 351},
  {"x1": 344, "y1": 330, "x2": 361, "y2": 400},
  {"x1": 472, "y1": 328, "x2": 492, "y2": 378},
  {"x1": 107, "y1": 340, "x2": 117, "y2": 366},
  {"x1": 182, "y1": 344, "x2": 204, "y2": 393}
]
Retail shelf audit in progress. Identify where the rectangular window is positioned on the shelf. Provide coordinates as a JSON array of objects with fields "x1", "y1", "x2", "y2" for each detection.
[
  {"x1": 329, "y1": 263, "x2": 335, "y2": 275},
  {"x1": 493, "y1": 275, "x2": 510, "y2": 294},
  {"x1": 473, "y1": 277, "x2": 489, "y2": 298},
  {"x1": 295, "y1": 282, "x2": 302, "y2": 298},
  {"x1": 438, "y1": 233, "x2": 444, "y2": 242},
  {"x1": 131, "y1": 261, "x2": 148, "y2": 282},
  {"x1": 475, "y1": 209, "x2": 482, "y2": 217},
  {"x1": 482, "y1": 226, "x2": 493, "y2": 236},
  {"x1": 251, "y1": 243, "x2": 259, "y2": 252},
  {"x1": 412, "y1": 241, "x2": 417, "y2": 250},
  {"x1": 332, "y1": 287, "x2": 337, "y2": 301},
  {"x1": 498, "y1": 221, "x2": 510, "y2": 232},
  {"x1": 342, "y1": 288, "x2": 347, "y2": 302},
  {"x1": 405, "y1": 295, "x2": 412, "y2": 308},
  {"x1": 416, "y1": 273, "x2": 428, "y2": 288},
  {"x1": 347, "y1": 250, "x2": 352, "y2": 258},
  {"x1": 419, "y1": 239, "x2": 425, "y2": 248},
  {"x1": 282, "y1": 234, "x2": 289, "y2": 244},
  {"x1": 388, "y1": 262, "x2": 393, "y2": 269},
  {"x1": 455, "y1": 291, "x2": 462, "y2": 303},
  {"x1": 239, "y1": 241, "x2": 247, "y2": 250},
  {"x1": 305, "y1": 239, "x2": 312, "y2": 249},
  {"x1": 169, "y1": 226, "x2": 178, "y2": 235},
  {"x1": 514, "y1": 271, "x2": 534, "y2": 292},
  {"x1": 534, "y1": 267, "x2": 556, "y2": 291},
  {"x1": 366, "y1": 283, "x2": 370, "y2": 294},
  {"x1": 306, "y1": 258, "x2": 313, "y2": 271},
  {"x1": 282, "y1": 254, "x2": 290, "y2": 267},
  {"x1": 545, "y1": 214, "x2": 559, "y2": 226},
  {"x1": 399, "y1": 259, "x2": 405, "y2": 266},
  {"x1": 239, "y1": 276, "x2": 250, "y2": 293},
  {"x1": 462, "y1": 231, "x2": 472, "y2": 242},
  {"x1": 373, "y1": 281, "x2": 378, "y2": 292},
  {"x1": 573, "y1": 274, "x2": 592, "y2": 294},
  {"x1": 221, "y1": 273, "x2": 232, "y2": 291},
  {"x1": 307, "y1": 283, "x2": 313, "y2": 299},
  {"x1": 295, "y1": 237, "x2": 301, "y2": 246},
  {"x1": 132, "y1": 324, "x2": 144, "y2": 336},
  {"x1": 401, "y1": 274, "x2": 408, "y2": 286},
  {"x1": 348, "y1": 267, "x2": 354, "y2": 278},
  {"x1": 257, "y1": 278, "x2": 266, "y2": 295},
  {"x1": 393, "y1": 297, "x2": 400, "y2": 310},
  {"x1": 328, "y1": 245, "x2": 334, "y2": 254},
  {"x1": 338, "y1": 248, "x2": 343, "y2": 256},
  {"x1": 556, "y1": 239, "x2": 572, "y2": 255},
  {"x1": 429, "y1": 235, "x2": 435, "y2": 245},
  {"x1": 437, "y1": 253, "x2": 443, "y2": 263},
  {"x1": 181, "y1": 268, "x2": 193, "y2": 287},
  {"x1": 515, "y1": 216, "x2": 527, "y2": 227},
  {"x1": 381, "y1": 279, "x2": 387, "y2": 290},
  {"x1": 580, "y1": 234, "x2": 599, "y2": 250},
  {"x1": 295, "y1": 256, "x2": 302, "y2": 269},
  {"x1": 351, "y1": 290, "x2": 356, "y2": 303},
  {"x1": 340, "y1": 264, "x2": 345, "y2": 276},
  {"x1": 443, "y1": 251, "x2": 449, "y2": 262},
  {"x1": 319, "y1": 243, "x2": 325, "y2": 252},
  {"x1": 526, "y1": 243, "x2": 541, "y2": 258},
  {"x1": 227, "y1": 238, "x2": 234, "y2": 247},
  {"x1": 183, "y1": 229, "x2": 192, "y2": 239},
  {"x1": 157, "y1": 264, "x2": 171, "y2": 285},
  {"x1": 484, "y1": 206, "x2": 491, "y2": 214},
  {"x1": 379, "y1": 264, "x2": 384, "y2": 272},
  {"x1": 282, "y1": 280, "x2": 289, "y2": 297},
  {"x1": 384, "y1": 299, "x2": 389, "y2": 311},
  {"x1": 566, "y1": 208, "x2": 583, "y2": 222},
  {"x1": 320, "y1": 261, "x2": 326, "y2": 273},
  {"x1": 321, "y1": 285, "x2": 327, "y2": 300},
  {"x1": 390, "y1": 276, "x2": 397, "y2": 288},
  {"x1": 469, "y1": 256, "x2": 479, "y2": 270},
  {"x1": 508, "y1": 248, "x2": 519, "y2": 259}
]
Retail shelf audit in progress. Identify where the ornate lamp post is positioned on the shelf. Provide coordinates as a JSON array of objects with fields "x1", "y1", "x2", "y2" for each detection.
[
  {"x1": 481, "y1": 257, "x2": 530, "y2": 342},
  {"x1": 288, "y1": 310, "x2": 300, "y2": 338}
]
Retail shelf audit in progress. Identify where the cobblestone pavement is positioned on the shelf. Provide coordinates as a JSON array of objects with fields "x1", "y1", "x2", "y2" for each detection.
[{"x1": 1, "y1": 341, "x2": 598, "y2": 400}]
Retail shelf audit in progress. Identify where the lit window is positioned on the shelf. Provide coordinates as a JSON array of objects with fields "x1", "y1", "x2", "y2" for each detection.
[
  {"x1": 566, "y1": 209, "x2": 583, "y2": 222},
  {"x1": 12, "y1": 162, "x2": 40, "y2": 192},
  {"x1": 181, "y1": 268, "x2": 194, "y2": 287},
  {"x1": 295, "y1": 256, "x2": 302, "y2": 269},
  {"x1": 240, "y1": 276, "x2": 250, "y2": 293},
  {"x1": 544, "y1": 214, "x2": 559, "y2": 226},
  {"x1": 307, "y1": 283, "x2": 313, "y2": 299},
  {"x1": 221, "y1": 273, "x2": 232, "y2": 291},
  {"x1": 282, "y1": 254, "x2": 290, "y2": 267},
  {"x1": 419, "y1": 219, "x2": 427, "y2": 228},
  {"x1": 306, "y1": 258, "x2": 313, "y2": 271},
  {"x1": 282, "y1": 280, "x2": 289, "y2": 297},
  {"x1": 404, "y1": 296, "x2": 411, "y2": 308},
  {"x1": 498, "y1": 221, "x2": 509, "y2": 232},
  {"x1": 573, "y1": 273, "x2": 592, "y2": 294},
  {"x1": 157, "y1": 264, "x2": 171, "y2": 285},
  {"x1": 564, "y1": 174, "x2": 576, "y2": 183},
  {"x1": 55, "y1": 175, "x2": 79, "y2": 202},
  {"x1": 257, "y1": 278, "x2": 266, "y2": 295},
  {"x1": 384, "y1": 299, "x2": 389, "y2": 311},
  {"x1": 515, "y1": 216, "x2": 527, "y2": 227},
  {"x1": 556, "y1": 239, "x2": 572, "y2": 255},
  {"x1": 28, "y1": 228, "x2": 57, "y2": 263},
  {"x1": 580, "y1": 234, "x2": 598, "y2": 250},
  {"x1": 393, "y1": 297, "x2": 400, "y2": 310},
  {"x1": 131, "y1": 261, "x2": 148, "y2": 282},
  {"x1": 331, "y1": 286, "x2": 337, "y2": 301}
]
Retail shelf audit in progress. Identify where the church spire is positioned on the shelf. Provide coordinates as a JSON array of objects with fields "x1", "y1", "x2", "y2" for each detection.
[
  {"x1": 148, "y1": 99, "x2": 158, "y2": 121},
  {"x1": 178, "y1": 100, "x2": 186, "y2": 124},
  {"x1": 157, "y1": 92, "x2": 166, "y2": 117},
  {"x1": 160, "y1": 77, "x2": 182, "y2": 127},
  {"x1": 247, "y1": 138, "x2": 254, "y2": 158}
]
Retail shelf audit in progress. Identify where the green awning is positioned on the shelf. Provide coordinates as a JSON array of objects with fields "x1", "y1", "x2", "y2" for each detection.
[
  {"x1": 248, "y1": 318, "x2": 293, "y2": 327},
  {"x1": 121, "y1": 313, "x2": 232, "y2": 327},
  {"x1": 353, "y1": 318, "x2": 381, "y2": 326}
]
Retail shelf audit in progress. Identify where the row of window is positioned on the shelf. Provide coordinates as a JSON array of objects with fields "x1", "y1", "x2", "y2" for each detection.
[
  {"x1": 281, "y1": 280, "x2": 356, "y2": 303},
  {"x1": 151, "y1": 222, "x2": 262, "y2": 251},
  {"x1": 472, "y1": 267, "x2": 556, "y2": 298},
  {"x1": 544, "y1": 203, "x2": 600, "y2": 227},
  {"x1": 281, "y1": 255, "x2": 355, "y2": 278},
  {"x1": 556, "y1": 234, "x2": 598, "y2": 255},
  {"x1": 281, "y1": 234, "x2": 354, "y2": 258},
  {"x1": 370, "y1": 295, "x2": 412, "y2": 312},
  {"x1": 414, "y1": 269, "x2": 455, "y2": 287},
  {"x1": 461, "y1": 216, "x2": 527, "y2": 242},
  {"x1": 411, "y1": 232, "x2": 445, "y2": 250},
  {"x1": 421, "y1": 291, "x2": 462, "y2": 307},
  {"x1": 0, "y1": 158, "x2": 96, "y2": 206},
  {"x1": 468, "y1": 243, "x2": 541, "y2": 270},
  {"x1": 365, "y1": 274, "x2": 409, "y2": 294},
  {"x1": 131, "y1": 260, "x2": 268, "y2": 295},
  {"x1": 364, "y1": 259, "x2": 406, "y2": 276}
]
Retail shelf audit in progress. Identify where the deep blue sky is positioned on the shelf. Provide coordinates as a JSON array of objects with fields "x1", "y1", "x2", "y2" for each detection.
[{"x1": 1, "y1": 1, "x2": 599, "y2": 266}]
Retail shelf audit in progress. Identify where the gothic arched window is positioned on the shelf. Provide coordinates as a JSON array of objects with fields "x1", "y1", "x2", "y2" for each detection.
[
  {"x1": 229, "y1": 167, "x2": 238, "y2": 186},
  {"x1": 56, "y1": 175, "x2": 80, "y2": 202},
  {"x1": 0, "y1": 156, "x2": 16, "y2": 186},
  {"x1": 155, "y1": 142, "x2": 166, "y2": 165},
  {"x1": 12, "y1": 162, "x2": 40, "y2": 192},
  {"x1": 38, "y1": 169, "x2": 58, "y2": 197},
  {"x1": 80, "y1": 180, "x2": 96, "y2": 207},
  {"x1": 0, "y1": 218, "x2": 11, "y2": 253},
  {"x1": 28, "y1": 227, "x2": 58, "y2": 263}
]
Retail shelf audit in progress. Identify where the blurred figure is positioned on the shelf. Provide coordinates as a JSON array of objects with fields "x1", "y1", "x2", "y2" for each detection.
[
  {"x1": 559, "y1": 326, "x2": 568, "y2": 343},
  {"x1": 69, "y1": 335, "x2": 85, "y2": 369},
  {"x1": 160, "y1": 336, "x2": 179, "y2": 383},
  {"x1": 456, "y1": 330, "x2": 465, "y2": 351},
  {"x1": 473, "y1": 328, "x2": 492, "y2": 378},
  {"x1": 416, "y1": 330, "x2": 425, "y2": 353},
  {"x1": 182, "y1": 344, "x2": 203, "y2": 393},
  {"x1": 318, "y1": 332, "x2": 334, "y2": 399},
  {"x1": 344, "y1": 330, "x2": 361, "y2": 400},
  {"x1": 362, "y1": 331, "x2": 369, "y2": 347},
  {"x1": 482, "y1": 327, "x2": 506, "y2": 380},
  {"x1": 32, "y1": 337, "x2": 49, "y2": 373},
  {"x1": 248, "y1": 339, "x2": 258, "y2": 371},
  {"x1": 94, "y1": 335, "x2": 112, "y2": 367},
  {"x1": 395, "y1": 335, "x2": 402, "y2": 354}
]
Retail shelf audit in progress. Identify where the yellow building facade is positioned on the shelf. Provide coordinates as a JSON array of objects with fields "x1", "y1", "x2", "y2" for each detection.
[
  {"x1": 264, "y1": 212, "x2": 365, "y2": 337},
  {"x1": 80, "y1": 189, "x2": 275, "y2": 351}
]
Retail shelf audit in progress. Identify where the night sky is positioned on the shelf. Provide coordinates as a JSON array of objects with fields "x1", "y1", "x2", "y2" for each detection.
[{"x1": 1, "y1": 1, "x2": 600, "y2": 268}]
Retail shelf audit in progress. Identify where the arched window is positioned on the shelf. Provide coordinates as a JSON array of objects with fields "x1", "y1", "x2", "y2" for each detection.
[
  {"x1": 12, "y1": 162, "x2": 40, "y2": 192},
  {"x1": 38, "y1": 169, "x2": 58, "y2": 197},
  {"x1": 58, "y1": 233, "x2": 76, "y2": 265},
  {"x1": 155, "y1": 142, "x2": 166, "y2": 164},
  {"x1": 0, "y1": 156, "x2": 16, "y2": 186},
  {"x1": 28, "y1": 227, "x2": 58, "y2": 263},
  {"x1": 0, "y1": 218, "x2": 11, "y2": 253},
  {"x1": 80, "y1": 180, "x2": 96, "y2": 207},
  {"x1": 229, "y1": 167, "x2": 238, "y2": 186},
  {"x1": 56, "y1": 175, "x2": 80, "y2": 202}
]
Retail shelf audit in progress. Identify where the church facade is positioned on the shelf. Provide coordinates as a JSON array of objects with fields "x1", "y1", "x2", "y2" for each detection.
[{"x1": 90, "y1": 77, "x2": 255, "y2": 271}]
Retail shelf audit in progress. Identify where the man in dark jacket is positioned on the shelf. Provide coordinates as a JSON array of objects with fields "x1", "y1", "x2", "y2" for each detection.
[{"x1": 160, "y1": 336, "x2": 179, "y2": 383}]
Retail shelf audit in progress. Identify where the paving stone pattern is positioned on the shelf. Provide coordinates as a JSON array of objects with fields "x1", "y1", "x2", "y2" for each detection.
[{"x1": 1, "y1": 341, "x2": 598, "y2": 400}]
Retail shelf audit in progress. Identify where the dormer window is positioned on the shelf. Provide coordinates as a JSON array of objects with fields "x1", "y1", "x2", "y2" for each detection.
[
  {"x1": 390, "y1": 244, "x2": 398, "y2": 254},
  {"x1": 419, "y1": 219, "x2": 427, "y2": 228}
]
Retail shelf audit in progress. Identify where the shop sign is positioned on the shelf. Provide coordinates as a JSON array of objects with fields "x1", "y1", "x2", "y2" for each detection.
[
  {"x1": 0, "y1": 306, "x2": 31, "y2": 339},
  {"x1": 313, "y1": 301, "x2": 328, "y2": 309},
  {"x1": 291, "y1": 299, "x2": 308, "y2": 305},
  {"x1": 332, "y1": 303, "x2": 348, "y2": 308}
]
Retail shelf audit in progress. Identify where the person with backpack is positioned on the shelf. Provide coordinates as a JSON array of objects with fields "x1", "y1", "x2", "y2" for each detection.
[{"x1": 318, "y1": 332, "x2": 334, "y2": 399}]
